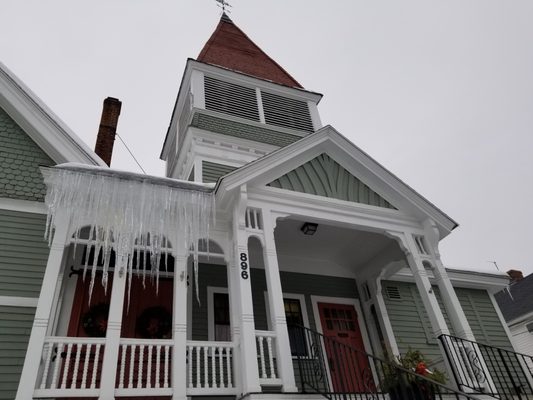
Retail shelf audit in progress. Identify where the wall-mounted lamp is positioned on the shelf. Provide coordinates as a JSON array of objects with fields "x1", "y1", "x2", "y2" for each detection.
[{"x1": 301, "y1": 222, "x2": 318, "y2": 235}]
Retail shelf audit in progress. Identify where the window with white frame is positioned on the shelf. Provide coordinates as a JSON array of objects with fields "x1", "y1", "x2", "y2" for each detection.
[
  {"x1": 264, "y1": 292, "x2": 310, "y2": 356},
  {"x1": 207, "y1": 287, "x2": 231, "y2": 341}
]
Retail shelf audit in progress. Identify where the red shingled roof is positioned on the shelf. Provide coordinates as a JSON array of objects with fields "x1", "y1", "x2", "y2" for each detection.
[{"x1": 197, "y1": 13, "x2": 303, "y2": 89}]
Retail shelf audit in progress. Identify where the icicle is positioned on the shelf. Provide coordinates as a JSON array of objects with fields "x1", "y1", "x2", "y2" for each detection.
[{"x1": 42, "y1": 164, "x2": 215, "y2": 306}]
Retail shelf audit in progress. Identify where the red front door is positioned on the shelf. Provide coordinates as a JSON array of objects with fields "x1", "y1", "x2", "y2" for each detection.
[{"x1": 318, "y1": 302, "x2": 374, "y2": 393}]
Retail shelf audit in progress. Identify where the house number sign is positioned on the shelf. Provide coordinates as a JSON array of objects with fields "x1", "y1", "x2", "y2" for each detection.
[{"x1": 240, "y1": 252, "x2": 249, "y2": 280}]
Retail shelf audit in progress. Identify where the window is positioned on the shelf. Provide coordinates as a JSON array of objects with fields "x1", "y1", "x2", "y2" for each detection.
[
  {"x1": 284, "y1": 298, "x2": 308, "y2": 356},
  {"x1": 213, "y1": 292, "x2": 231, "y2": 341}
]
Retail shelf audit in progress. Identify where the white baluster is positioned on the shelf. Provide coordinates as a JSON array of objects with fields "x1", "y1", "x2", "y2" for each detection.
[
  {"x1": 91, "y1": 343, "x2": 101, "y2": 389},
  {"x1": 81, "y1": 343, "x2": 91, "y2": 389},
  {"x1": 266, "y1": 336, "x2": 275, "y2": 379},
  {"x1": 218, "y1": 346, "x2": 224, "y2": 388},
  {"x1": 147, "y1": 345, "x2": 153, "y2": 388},
  {"x1": 40, "y1": 342, "x2": 53, "y2": 389},
  {"x1": 60, "y1": 343, "x2": 73, "y2": 388},
  {"x1": 51, "y1": 342, "x2": 63, "y2": 389},
  {"x1": 71, "y1": 343, "x2": 82, "y2": 389},
  {"x1": 226, "y1": 347, "x2": 232, "y2": 387},
  {"x1": 155, "y1": 345, "x2": 161, "y2": 388},
  {"x1": 164, "y1": 345, "x2": 170, "y2": 388},
  {"x1": 203, "y1": 346, "x2": 208, "y2": 388},
  {"x1": 211, "y1": 346, "x2": 216, "y2": 388},
  {"x1": 128, "y1": 345, "x2": 136, "y2": 389},
  {"x1": 187, "y1": 345, "x2": 192, "y2": 388},
  {"x1": 258, "y1": 336, "x2": 266, "y2": 378},
  {"x1": 118, "y1": 344, "x2": 126, "y2": 389},
  {"x1": 137, "y1": 345, "x2": 144, "y2": 388},
  {"x1": 196, "y1": 346, "x2": 200, "y2": 388}
]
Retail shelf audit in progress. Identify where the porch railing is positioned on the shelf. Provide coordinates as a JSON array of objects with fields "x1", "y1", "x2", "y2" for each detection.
[
  {"x1": 186, "y1": 340, "x2": 237, "y2": 395},
  {"x1": 291, "y1": 325, "x2": 478, "y2": 400},
  {"x1": 34, "y1": 336, "x2": 105, "y2": 398},
  {"x1": 255, "y1": 330, "x2": 281, "y2": 385},
  {"x1": 439, "y1": 333, "x2": 533, "y2": 399},
  {"x1": 115, "y1": 338, "x2": 173, "y2": 397}
]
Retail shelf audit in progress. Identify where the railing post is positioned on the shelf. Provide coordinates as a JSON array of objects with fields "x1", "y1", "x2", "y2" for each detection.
[
  {"x1": 16, "y1": 213, "x2": 70, "y2": 400},
  {"x1": 98, "y1": 242, "x2": 128, "y2": 399},
  {"x1": 172, "y1": 253, "x2": 188, "y2": 400}
]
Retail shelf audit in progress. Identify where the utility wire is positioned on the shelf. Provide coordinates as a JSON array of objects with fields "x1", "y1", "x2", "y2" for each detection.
[{"x1": 116, "y1": 133, "x2": 147, "y2": 174}]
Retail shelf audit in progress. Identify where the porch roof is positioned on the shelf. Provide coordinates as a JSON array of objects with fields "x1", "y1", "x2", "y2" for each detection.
[{"x1": 215, "y1": 125, "x2": 458, "y2": 238}]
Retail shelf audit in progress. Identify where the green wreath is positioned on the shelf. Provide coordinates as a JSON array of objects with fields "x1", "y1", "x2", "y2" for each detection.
[
  {"x1": 136, "y1": 306, "x2": 172, "y2": 339},
  {"x1": 82, "y1": 303, "x2": 109, "y2": 337}
]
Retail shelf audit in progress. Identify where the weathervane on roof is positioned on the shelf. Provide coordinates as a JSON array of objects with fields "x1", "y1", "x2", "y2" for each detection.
[{"x1": 215, "y1": 0, "x2": 232, "y2": 13}]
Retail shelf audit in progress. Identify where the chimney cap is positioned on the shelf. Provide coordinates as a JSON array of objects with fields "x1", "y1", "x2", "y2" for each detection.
[{"x1": 506, "y1": 269, "x2": 524, "y2": 282}]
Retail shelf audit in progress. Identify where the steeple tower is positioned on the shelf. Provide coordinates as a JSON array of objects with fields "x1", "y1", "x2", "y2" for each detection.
[
  {"x1": 197, "y1": 13, "x2": 303, "y2": 88},
  {"x1": 160, "y1": 14, "x2": 323, "y2": 183}
]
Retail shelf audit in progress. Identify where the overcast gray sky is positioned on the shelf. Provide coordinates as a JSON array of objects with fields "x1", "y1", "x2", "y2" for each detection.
[{"x1": 2, "y1": 1, "x2": 532, "y2": 275}]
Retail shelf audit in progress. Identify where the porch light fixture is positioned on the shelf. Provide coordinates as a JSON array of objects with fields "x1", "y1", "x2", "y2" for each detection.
[{"x1": 301, "y1": 222, "x2": 318, "y2": 235}]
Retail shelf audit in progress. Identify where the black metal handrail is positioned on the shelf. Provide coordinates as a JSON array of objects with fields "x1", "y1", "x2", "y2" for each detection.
[
  {"x1": 290, "y1": 325, "x2": 478, "y2": 400},
  {"x1": 439, "y1": 333, "x2": 533, "y2": 400}
]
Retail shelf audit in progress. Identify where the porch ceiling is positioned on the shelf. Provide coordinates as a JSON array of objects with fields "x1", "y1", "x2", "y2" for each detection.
[{"x1": 274, "y1": 218, "x2": 394, "y2": 270}]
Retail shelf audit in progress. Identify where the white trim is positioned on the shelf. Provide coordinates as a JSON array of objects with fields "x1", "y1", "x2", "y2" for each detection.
[
  {"x1": 207, "y1": 286, "x2": 230, "y2": 342},
  {"x1": 264, "y1": 292, "x2": 310, "y2": 331},
  {"x1": 0, "y1": 198, "x2": 46, "y2": 214},
  {"x1": 0, "y1": 61, "x2": 104, "y2": 166},
  {"x1": 0, "y1": 296, "x2": 38, "y2": 307},
  {"x1": 488, "y1": 292, "x2": 517, "y2": 348}
]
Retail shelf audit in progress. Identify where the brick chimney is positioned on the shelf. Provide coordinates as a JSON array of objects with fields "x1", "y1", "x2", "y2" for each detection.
[
  {"x1": 507, "y1": 269, "x2": 524, "y2": 282},
  {"x1": 95, "y1": 97, "x2": 122, "y2": 166}
]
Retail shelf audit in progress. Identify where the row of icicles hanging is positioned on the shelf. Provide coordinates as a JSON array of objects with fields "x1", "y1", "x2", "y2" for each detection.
[{"x1": 42, "y1": 165, "x2": 216, "y2": 307}]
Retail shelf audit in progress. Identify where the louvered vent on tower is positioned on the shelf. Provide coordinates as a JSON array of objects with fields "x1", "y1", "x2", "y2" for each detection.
[
  {"x1": 261, "y1": 91, "x2": 314, "y2": 133},
  {"x1": 204, "y1": 76, "x2": 260, "y2": 122}
]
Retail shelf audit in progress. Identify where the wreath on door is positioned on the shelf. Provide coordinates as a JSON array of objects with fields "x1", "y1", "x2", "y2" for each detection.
[
  {"x1": 81, "y1": 303, "x2": 109, "y2": 337},
  {"x1": 136, "y1": 306, "x2": 172, "y2": 339}
]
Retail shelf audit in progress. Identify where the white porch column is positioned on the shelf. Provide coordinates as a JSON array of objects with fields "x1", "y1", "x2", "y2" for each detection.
[
  {"x1": 229, "y1": 187, "x2": 261, "y2": 395},
  {"x1": 98, "y1": 245, "x2": 128, "y2": 399},
  {"x1": 16, "y1": 214, "x2": 70, "y2": 400},
  {"x1": 172, "y1": 252, "x2": 188, "y2": 400},
  {"x1": 389, "y1": 231, "x2": 450, "y2": 338},
  {"x1": 261, "y1": 210, "x2": 297, "y2": 393},
  {"x1": 423, "y1": 220, "x2": 475, "y2": 341}
]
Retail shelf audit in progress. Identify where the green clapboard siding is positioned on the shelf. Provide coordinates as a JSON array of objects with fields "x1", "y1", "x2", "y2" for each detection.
[
  {"x1": 382, "y1": 280, "x2": 444, "y2": 364},
  {"x1": 0, "y1": 306, "x2": 35, "y2": 400},
  {"x1": 0, "y1": 106, "x2": 53, "y2": 201},
  {"x1": 191, "y1": 111, "x2": 303, "y2": 148},
  {"x1": 201, "y1": 161, "x2": 237, "y2": 184},
  {"x1": 268, "y1": 153, "x2": 396, "y2": 209},
  {"x1": 0, "y1": 209, "x2": 49, "y2": 297},
  {"x1": 383, "y1": 281, "x2": 514, "y2": 379}
]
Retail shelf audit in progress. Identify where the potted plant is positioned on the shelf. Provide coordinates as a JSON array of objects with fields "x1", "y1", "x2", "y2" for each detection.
[{"x1": 382, "y1": 349, "x2": 447, "y2": 400}]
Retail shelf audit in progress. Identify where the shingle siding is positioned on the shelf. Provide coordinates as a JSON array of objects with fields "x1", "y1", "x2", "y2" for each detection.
[
  {"x1": 0, "y1": 107, "x2": 53, "y2": 201},
  {"x1": 0, "y1": 306, "x2": 35, "y2": 400},
  {"x1": 0, "y1": 209, "x2": 49, "y2": 297},
  {"x1": 201, "y1": 161, "x2": 237, "y2": 184},
  {"x1": 191, "y1": 112, "x2": 302, "y2": 148}
]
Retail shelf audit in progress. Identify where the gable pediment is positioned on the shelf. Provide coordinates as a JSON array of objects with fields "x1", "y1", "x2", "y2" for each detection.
[{"x1": 267, "y1": 153, "x2": 396, "y2": 209}]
